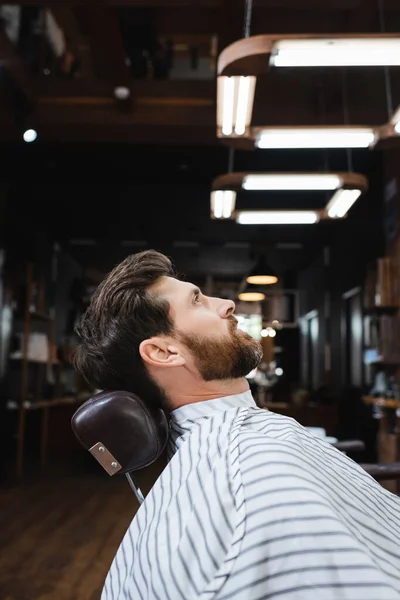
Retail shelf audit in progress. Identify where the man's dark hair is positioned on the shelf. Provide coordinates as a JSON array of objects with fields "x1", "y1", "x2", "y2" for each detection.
[{"x1": 73, "y1": 250, "x2": 175, "y2": 408}]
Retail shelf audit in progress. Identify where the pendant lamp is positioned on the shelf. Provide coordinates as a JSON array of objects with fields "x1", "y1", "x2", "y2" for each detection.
[{"x1": 247, "y1": 256, "x2": 278, "y2": 285}]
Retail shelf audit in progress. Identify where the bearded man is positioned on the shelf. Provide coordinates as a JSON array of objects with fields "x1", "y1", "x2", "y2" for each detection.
[{"x1": 74, "y1": 250, "x2": 400, "y2": 600}]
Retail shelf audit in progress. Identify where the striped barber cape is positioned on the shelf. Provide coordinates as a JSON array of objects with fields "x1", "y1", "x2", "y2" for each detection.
[{"x1": 102, "y1": 390, "x2": 400, "y2": 600}]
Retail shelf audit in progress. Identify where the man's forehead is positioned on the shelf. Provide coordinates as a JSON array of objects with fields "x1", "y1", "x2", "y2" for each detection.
[{"x1": 150, "y1": 276, "x2": 194, "y2": 298}]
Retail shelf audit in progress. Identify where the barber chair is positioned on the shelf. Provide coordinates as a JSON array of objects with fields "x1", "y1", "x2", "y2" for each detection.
[
  {"x1": 72, "y1": 390, "x2": 400, "y2": 504},
  {"x1": 71, "y1": 390, "x2": 169, "y2": 504}
]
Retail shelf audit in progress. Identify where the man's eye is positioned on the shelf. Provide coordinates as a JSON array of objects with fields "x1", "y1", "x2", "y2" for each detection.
[{"x1": 193, "y1": 294, "x2": 201, "y2": 304}]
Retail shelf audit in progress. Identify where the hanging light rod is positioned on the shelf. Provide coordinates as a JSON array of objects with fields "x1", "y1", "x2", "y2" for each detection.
[
  {"x1": 210, "y1": 171, "x2": 368, "y2": 222},
  {"x1": 217, "y1": 34, "x2": 400, "y2": 147}
]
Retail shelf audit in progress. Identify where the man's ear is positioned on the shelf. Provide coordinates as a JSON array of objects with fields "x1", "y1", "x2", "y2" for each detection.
[{"x1": 139, "y1": 337, "x2": 185, "y2": 369}]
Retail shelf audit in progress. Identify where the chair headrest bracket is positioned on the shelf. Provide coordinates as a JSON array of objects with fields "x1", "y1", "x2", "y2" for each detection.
[{"x1": 89, "y1": 441, "x2": 122, "y2": 476}]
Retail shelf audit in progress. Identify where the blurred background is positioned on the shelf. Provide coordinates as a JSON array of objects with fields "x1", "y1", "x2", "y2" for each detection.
[{"x1": 1, "y1": 1, "x2": 400, "y2": 598}]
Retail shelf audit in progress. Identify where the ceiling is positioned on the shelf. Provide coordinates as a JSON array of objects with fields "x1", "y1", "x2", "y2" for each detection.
[{"x1": 0, "y1": 0, "x2": 395, "y2": 287}]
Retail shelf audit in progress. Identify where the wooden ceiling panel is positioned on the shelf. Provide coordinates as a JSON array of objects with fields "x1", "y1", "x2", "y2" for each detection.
[
  {"x1": 2, "y1": 0, "x2": 399, "y2": 7},
  {"x1": 72, "y1": 7, "x2": 132, "y2": 90},
  {"x1": 2, "y1": 0, "x2": 400, "y2": 144},
  {"x1": 252, "y1": 70, "x2": 399, "y2": 128},
  {"x1": 29, "y1": 122, "x2": 217, "y2": 144}
]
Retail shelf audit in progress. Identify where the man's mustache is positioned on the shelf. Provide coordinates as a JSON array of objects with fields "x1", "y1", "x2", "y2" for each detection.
[{"x1": 228, "y1": 316, "x2": 239, "y2": 333}]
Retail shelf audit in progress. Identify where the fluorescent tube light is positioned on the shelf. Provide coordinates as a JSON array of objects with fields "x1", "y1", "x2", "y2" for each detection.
[
  {"x1": 256, "y1": 127, "x2": 376, "y2": 149},
  {"x1": 237, "y1": 211, "x2": 320, "y2": 225},
  {"x1": 242, "y1": 173, "x2": 342, "y2": 191},
  {"x1": 217, "y1": 76, "x2": 256, "y2": 136},
  {"x1": 271, "y1": 38, "x2": 400, "y2": 68},
  {"x1": 211, "y1": 190, "x2": 236, "y2": 219},
  {"x1": 326, "y1": 189, "x2": 362, "y2": 219}
]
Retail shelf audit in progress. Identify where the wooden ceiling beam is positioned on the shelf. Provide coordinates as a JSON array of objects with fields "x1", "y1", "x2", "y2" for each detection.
[
  {"x1": 4, "y1": 0, "x2": 400, "y2": 9},
  {"x1": 35, "y1": 99, "x2": 214, "y2": 126},
  {"x1": 0, "y1": 1, "x2": 221, "y2": 6},
  {"x1": 153, "y1": 6, "x2": 400, "y2": 38},
  {"x1": 30, "y1": 71, "x2": 398, "y2": 126},
  {"x1": 34, "y1": 78, "x2": 215, "y2": 102},
  {"x1": 5, "y1": 66, "x2": 397, "y2": 133},
  {"x1": 25, "y1": 122, "x2": 217, "y2": 145},
  {"x1": 252, "y1": 70, "x2": 400, "y2": 127},
  {"x1": 155, "y1": 8, "x2": 218, "y2": 35},
  {"x1": 73, "y1": 7, "x2": 132, "y2": 93}
]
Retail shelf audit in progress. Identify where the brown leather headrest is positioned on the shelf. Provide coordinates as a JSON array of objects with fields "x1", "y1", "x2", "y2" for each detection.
[{"x1": 71, "y1": 390, "x2": 169, "y2": 476}]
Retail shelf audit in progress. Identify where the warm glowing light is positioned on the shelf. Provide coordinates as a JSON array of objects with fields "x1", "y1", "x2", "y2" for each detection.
[
  {"x1": 238, "y1": 292, "x2": 266, "y2": 302},
  {"x1": 247, "y1": 275, "x2": 278, "y2": 285},
  {"x1": 114, "y1": 86, "x2": 131, "y2": 100}
]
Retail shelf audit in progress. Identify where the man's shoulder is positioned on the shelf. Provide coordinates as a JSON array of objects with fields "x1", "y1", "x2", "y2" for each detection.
[
  {"x1": 240, "y1": 405, "x2": 309, "y2": 440},
  {"x1": 236, "y1": 407, "x2": 339, "y2": 479}
]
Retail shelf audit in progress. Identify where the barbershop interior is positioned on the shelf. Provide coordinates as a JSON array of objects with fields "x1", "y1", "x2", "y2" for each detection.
[{"x1": 2, "y1": 1, "x2": 400, "y2": 598}]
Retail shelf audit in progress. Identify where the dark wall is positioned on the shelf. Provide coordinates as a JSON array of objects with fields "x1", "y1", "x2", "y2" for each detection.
[
  {"x1": 54, "y1": 249, "x2": 83, "y2": 344},
  {"x1": 298, "y1": 153, "x2": 385, "y2": 392}
]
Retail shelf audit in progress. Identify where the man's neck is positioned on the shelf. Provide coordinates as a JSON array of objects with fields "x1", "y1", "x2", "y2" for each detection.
[{"x1": 165, "y1": 378, "x2": 250, "y2": 412}]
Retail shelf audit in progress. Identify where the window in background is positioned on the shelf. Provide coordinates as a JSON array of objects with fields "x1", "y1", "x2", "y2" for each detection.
[{"x1": 235, "y1": 314, "x2": 262, "y2": 340}]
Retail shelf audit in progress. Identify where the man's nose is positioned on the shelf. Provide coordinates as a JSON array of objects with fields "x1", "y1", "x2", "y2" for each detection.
[{"x1": 217, "y1": 298, "x2": 236, "y2": 318}]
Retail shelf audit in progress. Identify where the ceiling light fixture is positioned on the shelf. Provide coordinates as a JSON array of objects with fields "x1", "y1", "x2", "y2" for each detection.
[
  {"x1": 238, "y1": 291, "x2": 266, "y2": 302},
  {"x1": 247, "y1": 255, "x2": 278, "y2": 285},
  {"x1": 23, "y1": 129, "x2": 37, "y2": 143},
  {"x1": 325, "y1": 189, "x2": 362, "y2": 219},
  {"x1": 217, "y1": 76, "x2": 256, "y2": 136},
  {"x1": 242, "y1": 173, "x2": 342, "y2": 191},
  {"x1": 271, "y1": 37, "x2": 400, "y2": 68},
  {"x1": 113, "y1": 86, "x2": 131, "y2": 100},
  {"x1": 236, "y1": 211, "x2": 320, "y2": 225},
  {"x1": 217, "y1": 34, "x2": 399, "y2": 148},
  {"x1": 255, "y1": 126, "x2": 376, "y2": 149},
  {"x1": 211, "y1": 190, "x2": 236, "y2": 219},
  {"x1": 211, "y1": 171, "x2": 367, "y2": 222}
]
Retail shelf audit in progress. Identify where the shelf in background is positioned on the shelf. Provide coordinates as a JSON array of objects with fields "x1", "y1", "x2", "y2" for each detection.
[
  {"x1": 363, "y1": 395, "x2": 400, "y2": 410},
  {"x1": 364, "y1": 305, "x2": 399, "y2": 315},
  {"x1": 13, "y1": 309, "x2": 53, "y2": 322},
  {"x1": 6, "y1": 395, "x2": 90, "y2": 411}
]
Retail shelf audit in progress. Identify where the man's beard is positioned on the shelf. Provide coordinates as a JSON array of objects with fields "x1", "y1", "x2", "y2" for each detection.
[{"x1": 177, "y1": 317, "x2": 263, "y2": 381}]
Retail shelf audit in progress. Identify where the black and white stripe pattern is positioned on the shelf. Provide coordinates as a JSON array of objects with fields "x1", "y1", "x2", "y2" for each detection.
[{"x1": 102, "y1": 391, "x2": 400, "y2": 599}]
